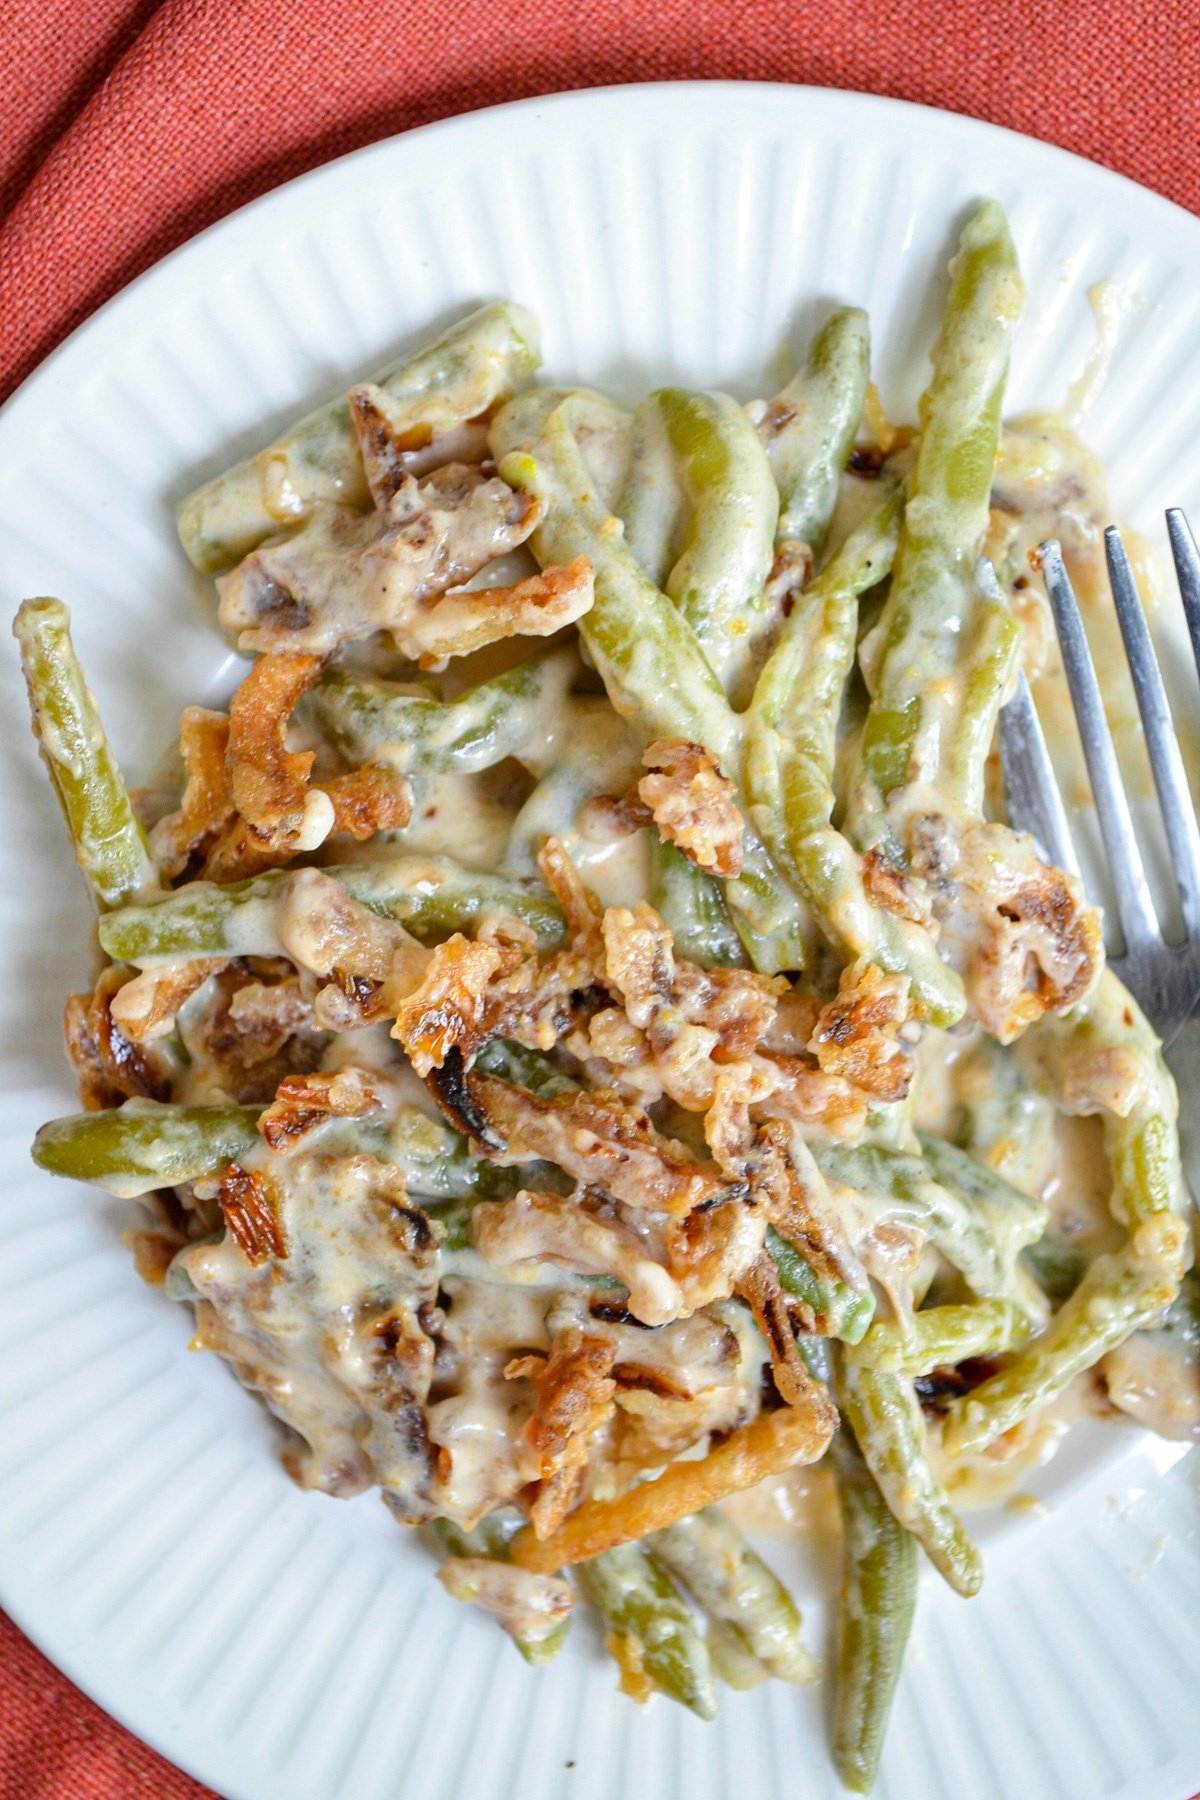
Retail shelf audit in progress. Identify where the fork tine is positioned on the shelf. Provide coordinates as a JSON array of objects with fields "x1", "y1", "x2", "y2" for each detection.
[
  {"x1": 1166, "y1": 508, "x2": 1200, "y2": 681},
  {"x1": 1105, "y1": 526, "x2": 1200, "y2": 937},
  {"x1": 999, "y1": 669, "x2": 1081, "y2": 878},
  {"x1": 1039, "y1": 539, "x2": 1159, "y2": 949}
]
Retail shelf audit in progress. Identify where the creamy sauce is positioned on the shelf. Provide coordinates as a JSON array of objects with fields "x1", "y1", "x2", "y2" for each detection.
[{"x1": 116, "y1": 326, "x2": 1192, "y2": 1587}]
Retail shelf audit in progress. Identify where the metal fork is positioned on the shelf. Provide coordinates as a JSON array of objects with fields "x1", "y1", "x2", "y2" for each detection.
[{"x1": 998, "y1": 510, "x2": 1200, "y2": 1193}]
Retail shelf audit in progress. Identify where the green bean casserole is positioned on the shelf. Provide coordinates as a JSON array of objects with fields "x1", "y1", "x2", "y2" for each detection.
[{"x1": 16, "y1": 200, "x2": 1199, "y2": 1792}]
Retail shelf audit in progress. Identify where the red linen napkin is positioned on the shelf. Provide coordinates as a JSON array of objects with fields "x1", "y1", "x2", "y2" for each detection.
[{"x1": 1, "y1": 2, "x2": 1197, "y2": 1794}]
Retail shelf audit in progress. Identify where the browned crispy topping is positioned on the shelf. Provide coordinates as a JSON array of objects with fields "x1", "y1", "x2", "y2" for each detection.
[
  {"x1": 109, "y1": 958, "x2": 228, "y2": 1044},
  {"x1": 760, "y1": 1053, "x2": 868, "y2": 1136},
  {"x1": 862, "y1": 847, "x2": 934, "y2": 927},
  {"x1": 910, "y1": 815, "x2": 1102, "y2": 1043},
  {"x1": 473, "y1": 1187, "x2": 684, "y2": 1327},
  {"x1": 277, "y1": 868, "x2": 431, "y2": 1030},
  {"x1": 408, "y1": 557, "x2": 595, "y2": 669},
  {"x1": 450, "y1": 1070, "x2": 736, "y2": 1216},
  {"x1": 637, "y1": 738, "x2": 744, "y2": 878},
  {"x1": 150, "y1": 707, "x2": 236, "y2": 878},
  {"x1": 216, "y1": 1163, "x2": 286, "y2": 1265},
  {"x1": 152, "y1": 656, "x2": 411, "y2": 884},
  {"x1": 753, "y1": 1119, "x2": 868, "y2": 1333},
  {"x1": 809, "y1": 960, "x2": 916, "y2": 1102},
  {"x1": 538, "y1": 836, "x2": 606, "y2": 953},
  {"x1": 666, "y1": 1193, "x2": 767, "y2": 1312},
  {"x1": 392, "y1": 935, "x2": 525, "y2": 1074},
  {"x1": 735, "y1": 1249, "x2": 815, "y2": 1408},
  {"x1": 64, "y1": 967, "x2": 172, "y2": 1110},
  {"x1": 258, "y1": 1067, "x2": 381, "y2": 1151},
  {"x1": 347, "y1": 385, "x2": 434, "y2": 505},
  {"x1": 180, "y1": 964, "x2": 325, "y2": 1104},
  {"x1": 513, "y1": 1326, "x2": 618, "y2": 1537},
  {"x1": 227, "y1": 651, "x2": 323, "y2": 833},
  {"x1": 321, "y1": 763, "x2": 413, "y2": 839},
  {"x1": 217, "y1": 440, "x2": 593, "y2": 660}
]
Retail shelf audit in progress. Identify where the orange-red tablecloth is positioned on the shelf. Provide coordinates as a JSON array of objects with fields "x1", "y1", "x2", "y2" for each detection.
[{"x1": 2, "y1": 1, "x2": 1197, "y2": 1792}]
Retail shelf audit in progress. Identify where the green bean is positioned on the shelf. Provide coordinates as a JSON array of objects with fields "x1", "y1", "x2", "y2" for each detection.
[
  {"x1": 952, "y1": 1032, "x2": 1059, "y2": 1198},
  {"x1": 829, "y1": 1421, "x2": 918, "y2": 1795},
  {"x1": 32, "y1": 1092, "x2": 559, "y2": 1218},
  {"x1": 837, "y1": 1352, "x2": 982, "y2": 1596},
  {"x1": 848, "y1": 1298, "x2": 1032, "y2": 1379},
  {"x1": 614, "y1": 396, "x2": 686, "y2": 586},
  {"x1": 499, "y1": 403, "x2": 815, "y2": 974},
  {"x1": 651, "y1": 388, "x2": 778, "y2": 700},
  {"x1": 503, "y1": 699, "x2": 642, "y2": 879},
  {"x1": 433, "y1": 1517, "x2": 570, "y2": 1664},
  {"x1": 178, "y1": 301, "x2": 542, "y2": 573},
  {"x1": 648, "y1": 839, "x2": 745, "y2": 970},
  {"x1": 648, "y1": 1507, "x2": 814, "y2": 1685},
  {"x1": 309, "y1": 648, "x2": 575, "y2": 777},
  {"x1": 767, "y1": 1226, "x2": 875, "y2": 1345},
  {"x1": 98, "y1": 855, "x2": 566, "y2": 966},
  {"x1": 942, "y1": 1237, "x2": 1186, "y2": 1456},
  {"x1": 945, "y1": 971, "x2": 1192, "y2": 1452},
  {"x1": 578, "y1": 1542, "x2": 718, "y2": 1720},
  {"x1": 32, "y1": 1101, "x2": 261, "y2": 1198},
  {"x1": 914, "y1": 1133, "x2": 1049, "y2": 1271},
  {"x1": 742, "y1": 493, "x2": 964, "y2": 1025},
  {"x1": 489, "y1": 385, "x2": 631, "y2": 509},
  {"x1": 14, "y1": 599, "x2": 160, "y2": 910},
  {"x1": 814, "y1": 1141, "x2": 1041, "y2": 1303},
  {"x1": 1021, "y1": 1237, "x2": 1089, "y2": 1304},
  {"x1": 474, "y1": 1038, "x2": 578, "y2": 1098},
  {"x1": 705, "y1": 1621, "x2": 768, "y2": 1690},
  {"x1": 1021, "y1": 972, "x2": 1186, "y2": 1229},
  {"x1": 499, "y1": 413, "x2": 733, "y2": 752},
  {"x1": 762, "y1": 306, "x2": 871, "y2": 554},
  {"x1": 851, "y1": 202, "x2": 1025, "y2": 842}
]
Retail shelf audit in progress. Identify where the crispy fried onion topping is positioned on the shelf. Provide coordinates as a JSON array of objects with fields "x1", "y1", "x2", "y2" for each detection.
[
  {"x1": 735, "y1": 1248, "x2": 820, "y2": 1407},
  {"x1": 909, "y1": 815, "x2": 1102, "y2": 1043},
  {"x1": 151, "y1": 656, "x2": 410, "y2": 881},
  {"x1": 391, "y1": 840, "x2": 876, "y2": 1190},
  {"x1": 421, "y1": 1279, "x2": 761, "y2": 1528},
  {"x1": 507, "y1": 1323, "x2": 618, "y2": 1537},
  {"x1": 808, "y1": 959, "x2": 918, "y2": 1103},
  {"x1": 109, "y1": 958, "x2": 229, "y2": 1044},
  {"x1": 436, "y1": 1068, "x2": 736, "y2": 1216},
  {"x1": 277, "y1": 867, "x2": 432, "y2": 1029},
  {"x1": 217, "y1": 423, "x2": 595, "y2": 658},
  {"x1": 215, "y1": 1162, "x2": 287, "y2": 1265},
  {"x1": 752, "y1": 1120, "x2": 869, "y2": 1336},
  {"x1": 394, "y1": 935, "x2": 527, "y2": 1075},
  {"x1": 473, "y1": 1187, "x2": 685, "y2": 1327},
  {"x1": 177, "y1": 963, "x2": 325, "y2": 1105},
  {"x1": 257, "y1": 1066, "x2": 381, "y2": 1150},
  {"x1": 348, "y1": 383, "x2": 492, "y2": 506},
  {"x1": 637, "y1": 738, "x2": 744, "y2": 877},
  {"x1": 511, "y1": 1394, "x2": 836, "y2": 1574},
  {"x1": 64, "y1": 966, "x2": 173, "y2": 1109}
]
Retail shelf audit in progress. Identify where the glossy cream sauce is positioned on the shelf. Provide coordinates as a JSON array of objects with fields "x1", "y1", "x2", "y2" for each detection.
[{"x1": 157, "y1": 368, "x2": 1188, "y2": 1544}]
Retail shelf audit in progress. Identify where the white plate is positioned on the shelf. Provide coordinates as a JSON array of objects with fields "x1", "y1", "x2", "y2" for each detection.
[{"x1": 1, "y1": 82, "x2": 1198, "y2": 1800}]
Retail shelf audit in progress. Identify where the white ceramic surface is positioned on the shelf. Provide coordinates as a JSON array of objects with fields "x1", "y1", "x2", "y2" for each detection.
[{"x1": 0, "y1": 82, "x2": 1198, "y2": 1800}]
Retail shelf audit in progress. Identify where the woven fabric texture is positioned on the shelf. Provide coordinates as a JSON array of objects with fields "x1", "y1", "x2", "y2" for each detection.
[{"x1": 1, "y1": 1, "x2": 1196, "y2": 1792}]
